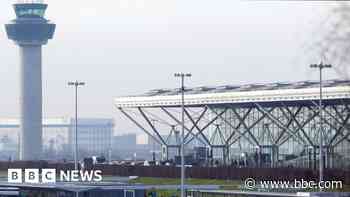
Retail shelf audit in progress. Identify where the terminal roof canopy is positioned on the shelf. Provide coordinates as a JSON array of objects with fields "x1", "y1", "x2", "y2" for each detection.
[
  {"x1": 137, "y1": 79, "x2": 350, "y2": 97},
  {"x1": 114, "y1": 79, "x2": 350, "y2": 108}
]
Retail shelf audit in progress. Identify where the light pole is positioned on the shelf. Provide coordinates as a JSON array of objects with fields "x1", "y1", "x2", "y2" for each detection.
[
  {"x1": 310, "y1": 62, "x2": 331, "y2": 183},
  {"x1": 174, "y1": 73, "x2": 191, "y2": 197},
  {"x1": 68, "y1": 80, "x2": 85, "y2": 170},
  {"x1": 151, "y1": 119, "x2": 158, "y2": 162}
]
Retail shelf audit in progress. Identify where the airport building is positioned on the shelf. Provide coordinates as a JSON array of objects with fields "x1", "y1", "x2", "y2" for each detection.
[
  {"x1": 0, "y1": 118, "x2": 113, "y2": 160},
  {"x1": 115, "y1": 79, "x2": 350, "y2": 169},
  {"x1": 113, "y1": 134, "x2": 137, "y2": 150},
  {"x1": 68, "y1": 118, "x2": 114, "y2": 158}
]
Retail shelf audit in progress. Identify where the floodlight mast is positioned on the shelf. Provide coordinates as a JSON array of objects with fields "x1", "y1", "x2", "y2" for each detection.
[
  {"x1": 68, "y1": 81, "x2": 86, "y2": 170},
  {"x1": 174, "y1": 73, "x2": 192, "y2": 197},
  {"x1": 310, "y1": 62, "x2": 332, "y2": 188}
]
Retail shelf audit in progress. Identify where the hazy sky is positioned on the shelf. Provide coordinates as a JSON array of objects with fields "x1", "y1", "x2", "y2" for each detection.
[{"x1": 0, "y1": 0, "x2": 341, "y2": 134}]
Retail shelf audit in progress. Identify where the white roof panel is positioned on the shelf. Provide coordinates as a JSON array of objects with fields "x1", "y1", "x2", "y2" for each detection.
[{"x1": 114, "y1": 80, "x2": 350, "y2": 108}]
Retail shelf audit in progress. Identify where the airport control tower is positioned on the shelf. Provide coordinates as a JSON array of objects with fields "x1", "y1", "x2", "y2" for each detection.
[{"x1": 5, "y1": 0, "x2": 55, "y2": 160}]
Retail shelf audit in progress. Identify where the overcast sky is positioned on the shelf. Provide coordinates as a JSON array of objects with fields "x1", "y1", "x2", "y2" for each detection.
[{"x1": 0, "y1": 0, "x2": 341, "y2": 135}]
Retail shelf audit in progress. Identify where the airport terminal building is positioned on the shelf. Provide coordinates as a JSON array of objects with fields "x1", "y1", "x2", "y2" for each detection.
[{"x1": 115, "y1": 79, "x2": 350, "y2": 169}]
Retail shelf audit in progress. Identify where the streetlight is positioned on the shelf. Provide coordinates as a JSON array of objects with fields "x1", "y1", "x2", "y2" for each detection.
[
  {"x1": 174, "y1": 73, "x2": 191, "y2": 197},
  {"x1": 151, "y1": 119, "x2": 158, "y2": 162},
  {"x1": 310, "y1": 62, "x2": 332, "y2": 183},
  {"x1": 68, "y1": 80, "x2": 85, "y2": 170}
]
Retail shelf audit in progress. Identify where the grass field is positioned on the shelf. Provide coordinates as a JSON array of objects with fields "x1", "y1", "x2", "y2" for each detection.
[
  {"x1": 129, "y1": 177, "x2": 241, "y2": 187},
  {"x1": 129, "y1": 177, "x2": 350, "y2": 192},
  {"x1": 129, "y1": 177, "x2": 242, "y2": 197}
]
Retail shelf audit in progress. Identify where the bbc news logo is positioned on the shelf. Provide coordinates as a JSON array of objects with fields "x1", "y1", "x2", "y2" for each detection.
[{"x1": 8, "y1": 169, "x2": 102, "y2": 183}]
